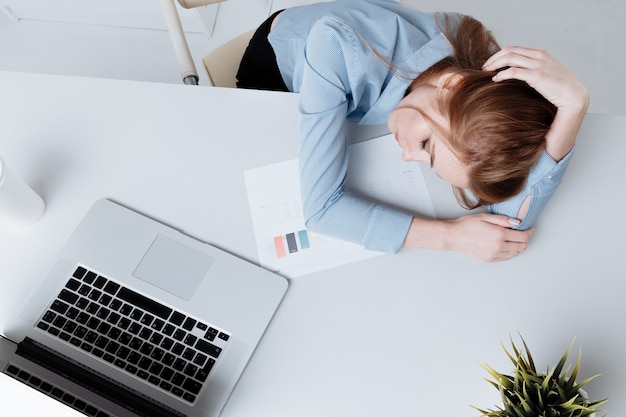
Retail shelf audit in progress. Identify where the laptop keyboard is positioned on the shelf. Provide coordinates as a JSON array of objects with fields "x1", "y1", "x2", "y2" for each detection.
[{"x1": 35, "y1": 265, "x2": 231, "y2": 404}]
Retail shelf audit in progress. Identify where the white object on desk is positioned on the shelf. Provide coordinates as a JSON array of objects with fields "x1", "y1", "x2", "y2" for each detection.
[
  {"x1": 0, "y1": 370, "x2": 82, "y2": 417},
  {"x1": 0, "y1": 155, "x2": 45, "y2": 226}
]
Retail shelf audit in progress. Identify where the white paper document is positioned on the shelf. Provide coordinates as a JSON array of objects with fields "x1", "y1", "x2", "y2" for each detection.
[{"x1": 244, "y1": 134, "x2": 438, "y2": 278}]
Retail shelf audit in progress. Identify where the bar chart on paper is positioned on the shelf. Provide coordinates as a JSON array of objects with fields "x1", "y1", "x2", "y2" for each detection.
[
  {"x1": 244, "y1": 134, "x2": 439, "y2": 278},
  {"x1": 244, "y1": 157, "x2": 378, "y2": 277},
  {"x1": 274, "y1": 229, "x2": 311, "y2": 258}
]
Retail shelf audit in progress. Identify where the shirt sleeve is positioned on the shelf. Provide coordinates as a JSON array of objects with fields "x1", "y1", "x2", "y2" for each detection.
[
  {"x1": 298, "y1": 19, "x2": 413, "y2": 253},
  {"x1": 488, "y1": 146, "x2": 576, "y2": 230}
]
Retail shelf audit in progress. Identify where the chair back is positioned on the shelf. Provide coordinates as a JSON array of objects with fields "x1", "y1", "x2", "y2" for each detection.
[{"x1": 202, "y1": 30, "x2": 254, "y2": 88}]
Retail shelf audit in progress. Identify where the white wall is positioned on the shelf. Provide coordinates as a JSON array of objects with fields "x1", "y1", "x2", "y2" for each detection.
[{"x1": 1, "y1": 0, "x2": 624, "y2": 115}]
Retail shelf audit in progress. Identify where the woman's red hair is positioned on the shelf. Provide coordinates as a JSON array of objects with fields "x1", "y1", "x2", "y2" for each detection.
[{"x1": 408, "y1": 14, "x2": 557, "y2": 207}]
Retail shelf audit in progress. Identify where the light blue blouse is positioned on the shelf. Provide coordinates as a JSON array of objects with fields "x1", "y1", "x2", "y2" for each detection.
[{"x1": 268, "y1": 0, "x2": 573, "y2": 253}]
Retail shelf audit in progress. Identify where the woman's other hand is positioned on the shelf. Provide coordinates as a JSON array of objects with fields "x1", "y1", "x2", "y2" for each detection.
[
  {"x1": 446, "y1": 213, "x2": 534, "y2": 262},
  {"x1": 403, "y1": 213, "x2": 534, "y2": 262}
]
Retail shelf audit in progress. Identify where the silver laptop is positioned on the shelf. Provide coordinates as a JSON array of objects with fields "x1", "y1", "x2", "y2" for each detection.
[{"x1": 1, "y1": 198, "x2": 288, "y2": 417}]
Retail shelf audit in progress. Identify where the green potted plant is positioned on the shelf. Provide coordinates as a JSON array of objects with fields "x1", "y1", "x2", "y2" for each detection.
[{"x1": 474, "y1": 335, "x2": 608, "y2": 417}]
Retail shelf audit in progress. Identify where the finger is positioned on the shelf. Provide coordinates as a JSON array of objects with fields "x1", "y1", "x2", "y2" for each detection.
[
  {"x1": 480, "y1": 214, "x2": 523, "y2": 229},
  {"x1": 485, "y1": 248, "x2": 523, "y2": 263},
  {"x1": 484, "y1": 46, "x2": 545, "y2": 63},
  {"x1": 491, "y1": 66, "x2": 539, "y2": 84},
  {"x1": 483, "y1": 46, "x2": 546, "y2": 71}
]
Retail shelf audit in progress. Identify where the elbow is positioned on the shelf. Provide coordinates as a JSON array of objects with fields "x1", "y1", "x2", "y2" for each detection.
[{"x1": 302, "y1": 207, "x2": 325, "y2": 236}]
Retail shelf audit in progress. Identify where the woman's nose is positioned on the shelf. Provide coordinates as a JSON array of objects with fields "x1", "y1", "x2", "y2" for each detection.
[{"x1": 403, "y1": 147, "x2": 429, "y2": 163}]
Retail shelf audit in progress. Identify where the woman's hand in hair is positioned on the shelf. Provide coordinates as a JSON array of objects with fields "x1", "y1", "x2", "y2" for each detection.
[{"x1": 482, "y1": 46, "x2": 589, "y2": 162}]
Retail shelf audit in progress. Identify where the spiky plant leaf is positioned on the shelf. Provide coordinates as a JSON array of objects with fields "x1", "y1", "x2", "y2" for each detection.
[{"x1": 473, "y1": 335, "x2": 608, "y2": 417}]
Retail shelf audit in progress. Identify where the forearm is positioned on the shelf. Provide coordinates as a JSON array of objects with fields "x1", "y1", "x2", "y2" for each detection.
[
  {"x1": 402, "y1": 216, "x2": 452, "y2": 251},
  {"x1": 544, "y1": 90, "x2": 589, "y2": 162}
]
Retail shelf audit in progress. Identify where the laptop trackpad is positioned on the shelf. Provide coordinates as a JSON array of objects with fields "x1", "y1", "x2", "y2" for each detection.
[{"x1": 133, "y1": 234, "x2": 214, "y2": 301}]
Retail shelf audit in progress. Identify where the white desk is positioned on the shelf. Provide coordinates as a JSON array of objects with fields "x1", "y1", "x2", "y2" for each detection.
[{"x1": 1, "y1": 71, "x2": 624, "y2": 416}]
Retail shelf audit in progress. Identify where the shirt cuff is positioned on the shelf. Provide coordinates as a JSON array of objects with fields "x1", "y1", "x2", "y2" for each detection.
[
  {"x1": 362, "y1": 205, "x2": 413, "y2": 254},
  {"x1": 488, "y1": 146, "x2": 576, "y2": 229}
]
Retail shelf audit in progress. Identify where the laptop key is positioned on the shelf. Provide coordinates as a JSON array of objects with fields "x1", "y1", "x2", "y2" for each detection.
[
  {"x1": 93, "y1": 276, "x2": 107, "y2": 289},
  {"x1": 53, "y1": 316, "x2": 67, "y2": 328},
  {"x1": 162, "y1": 353, "x2": 176, "y2": 366},
  {"x1": 117, "y1": 287, "x2": 173, "y2": 321},
  {"x1": 103, "y1": 281, "x2": 120, "y2": 295},
  {"x1": 172, "y1": 343, "x2": 185, "y2": 356},
  {"x1": 160, "y1": 367, "x2": 175, "y2": 381},
  {"x1": 141, "y1": 314, "x2": 154, "y2": 327},
  {"x1": 50, "y1": 300, "x2": 70, "y2": 314},
  {"x1": 195, "y1": 339, "x2": 222, "y2": 358},
  {"x1": 169, "y1": 311, "x2": 185, "y2": 326},
  {"x1": 83, "y1": 271, "x2": 97, "y2": 284},
  {"x1": 119, "y1": 303, "x2": 133, "y2": 316},
  {"x1": 73, "y1": 266, "x2": 87, "y2": 279},
  {"x1": 42, "y1": 311, "x2": 57, "y2": 323},
  {"x1": 138, "y1": 357, "x2": 152, "y2": 371},
  {"x1": 88, "y1": 289, "x2": 102, "y2": 301},
  {"x1": 171, "y1": 373, "x2": 185, "y2": 387},
  {"x1": 99, "y1": 294, "x2": 112, "y2": 307},
  {"x1": 183, "y1": 378, "x2": 202, "y2": 395},
  {"x1": 78, "y1": 284, "x2": 91, "y2": 296},
  {"x1": 86, "y1": 302, "x2": 99, "y2": 315},
  {"x1": 182, "y1": 317, "x2": 196, "y2": 331},
  {"x1": 172, "y1": 329, "x2": 186, "y2": 342},
  {"x1": 66, "y1": 307, "x2": 80, "y2": 319},
  {"x1": 163, "y1": 324, "x2": 175, "y2": 336},
  {"x1": 59, "y1": 289, "x2": 79, "y2": 304},
  {"x1": 63, "y1": 321, "x2": 78, "y2": 333},
  {"x1": 74, "y1": 326, "x2": 88, "y2": 339},
  {"x1": 184, "y1": 363, "x2": 198, "y2": 378},
  {"x1": 195, "y1": 362, "x2": 213, "y2": 382},
  {"x1": 76, "y1": 297, "x2": 90, "y2": 310},
  {"x1": 65, "y1": 278, "x2": 81, "y2": 291},
  {"x1": 85, "y1": 331, "x2": 98, "y2": 343}
]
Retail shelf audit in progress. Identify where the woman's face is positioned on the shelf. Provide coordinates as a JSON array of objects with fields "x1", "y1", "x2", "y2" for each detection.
[{"x1": 387, "y1": 79, "x2": 470, "y2": 188}]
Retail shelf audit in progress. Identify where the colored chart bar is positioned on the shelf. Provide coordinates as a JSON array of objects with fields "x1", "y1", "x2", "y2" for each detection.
[
  {"x1": 274, "y1": 236, "x2": 286, "y2": 258},
  {"x1": 298, "y1": 230, "x2": 310, "y2": 249},
  {"x1": 286, "y1": 233, "x2": 298, "y2": 253}
]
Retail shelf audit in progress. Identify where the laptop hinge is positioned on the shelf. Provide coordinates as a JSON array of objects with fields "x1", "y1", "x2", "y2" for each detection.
[{"x1": 16, "y1": 337, "x2": 185, "y2": 417}]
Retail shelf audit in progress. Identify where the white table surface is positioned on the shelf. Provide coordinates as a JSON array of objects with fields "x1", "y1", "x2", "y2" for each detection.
[{"x1": 0, "y1": 70, "x2": 624, "y2": 416}]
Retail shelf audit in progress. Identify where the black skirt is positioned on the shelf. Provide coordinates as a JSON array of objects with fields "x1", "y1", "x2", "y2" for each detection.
[{"x1": 235, "y1": 10, "x2": 289, "y2": 92}]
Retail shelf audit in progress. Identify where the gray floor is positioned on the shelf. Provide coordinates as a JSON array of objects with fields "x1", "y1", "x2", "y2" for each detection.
[{"x1": 1, "y1": 0, "x2": 624, "y2": 115}]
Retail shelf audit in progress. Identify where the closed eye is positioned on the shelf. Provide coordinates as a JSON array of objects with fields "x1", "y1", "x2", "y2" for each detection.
[{"x1": 421, "y1": 138, "x2": 435, "y2": 167}]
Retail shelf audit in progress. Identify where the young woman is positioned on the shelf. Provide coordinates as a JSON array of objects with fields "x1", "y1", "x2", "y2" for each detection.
[{"x1": 236, "y1": 0, "x2": 589, "y2": 262}]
